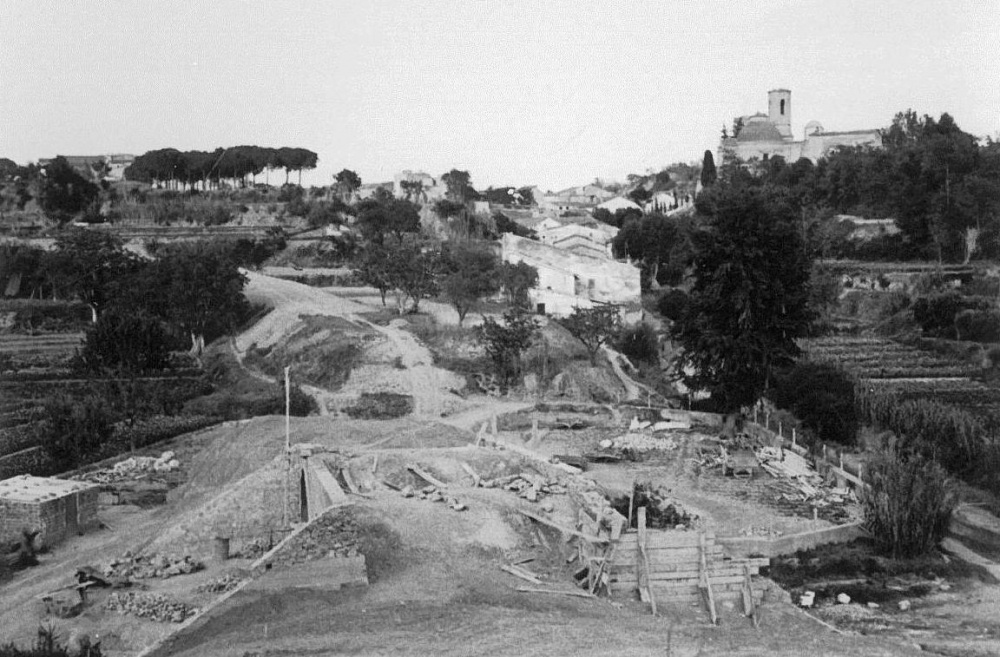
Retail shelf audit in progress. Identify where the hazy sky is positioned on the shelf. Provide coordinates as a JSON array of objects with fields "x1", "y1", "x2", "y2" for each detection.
[{"x1": 1, "y1": 0, "x2": 997, "y2": 191}]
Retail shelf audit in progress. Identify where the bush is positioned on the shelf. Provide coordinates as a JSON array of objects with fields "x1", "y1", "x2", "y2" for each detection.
[
  {"x1": 954, "y1": 309, "x2": 1000, "y2": 343},
  {"x1": 912, "y1": 291, "x2": 987, "y2": 338},
  {"x1": 0, "y1": 624, "x2": 102, "y2": 656},
  {"x1": 617, "y1": 323, "x2": 659, "y2": 366},
  {"x1": 38, "y1": 394, "x2": 116, "y2": 472},
  {"x1": 656, "y1": 288, "x2": 688, "y2": 322},
  {"x1": 860, "y1": 444, "x2": 956, "y2": 559},
  {"x1": 344, "y1": 393, "x2": 412, "y2": 419},
  {"x1": 771, "y1": 362, "x2": 857, "y2": 446},
  {"x1": 74, "y1": 311, "x2": 170, "y2": 374}
]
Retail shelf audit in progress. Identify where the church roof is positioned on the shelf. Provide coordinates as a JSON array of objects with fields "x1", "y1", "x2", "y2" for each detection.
[{"x1": 736, "y1": 121, "x2": 785, "y2": 142}]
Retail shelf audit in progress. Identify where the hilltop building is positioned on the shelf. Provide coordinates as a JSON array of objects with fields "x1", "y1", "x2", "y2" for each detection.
[{"x1": 719, "y1": 89, "x2": 880, "y2": 165}]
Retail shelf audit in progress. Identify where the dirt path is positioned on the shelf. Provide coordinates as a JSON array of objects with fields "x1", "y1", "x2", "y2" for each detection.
[{"x1": 237, "y1": 272, "x2": 466, "y2": 420}]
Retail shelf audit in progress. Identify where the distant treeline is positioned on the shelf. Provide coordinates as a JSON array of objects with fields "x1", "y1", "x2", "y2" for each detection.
[{"x1": 125, "y1": 146, "x2": 319, "y2": 189}]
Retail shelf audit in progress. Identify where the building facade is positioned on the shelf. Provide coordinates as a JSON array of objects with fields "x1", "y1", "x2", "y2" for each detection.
[{"x1": 719, "y1": 89, "x2": 881, "y2": 165}]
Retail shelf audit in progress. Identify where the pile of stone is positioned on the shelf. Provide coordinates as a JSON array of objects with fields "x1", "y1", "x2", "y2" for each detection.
[
  {"x1": 480, "y1": 473, "x2": 567, "y2": 503},
  {"x1": 271, "y1": 511, "x2": 362, "y2": 567},
  {"x1": 106, "y1": 592, "x2": 198, "y2": 623},
  {"x1": 400, "y1": 485, "x2": 467, "y2": 511},
  {"x1": 195, "y1": 571, "x2": 246, "y2": 594},
  {"x1": 103, "y1": 552, "x2": 203, "y2": 580},
  {"x1": 78, "y1": 451, "x2": 181, "y2": 484},
  {"x1": 232, "y1": 537, "x2": 270, "y2": 560},
  {"x1": 599, "y1": 433, "x2": 678, "y2": 454}
]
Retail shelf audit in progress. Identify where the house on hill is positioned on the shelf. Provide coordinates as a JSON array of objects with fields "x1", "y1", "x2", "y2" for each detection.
[
  {"x1": 500, "y1": 233, "x2": 640, "y2": 319},
  {"x1": 596, "y1": 196, "x2": 642, "y2": 213},
  {"x1": 719, "y1": 89, "x2": 880, "y2": 166},
  {"x1": 537, "y1": 222, "x2": 617, "y2": 259}
]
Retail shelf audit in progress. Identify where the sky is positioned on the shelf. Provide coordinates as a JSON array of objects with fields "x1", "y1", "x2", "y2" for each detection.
[{"x1": 1, "y1": 0, "x2": 998, "y2": 191}]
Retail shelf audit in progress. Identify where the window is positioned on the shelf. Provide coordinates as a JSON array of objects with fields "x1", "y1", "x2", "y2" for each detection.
[{"x1": 780, "y1": 99, "x2": 786, "y2": 115}]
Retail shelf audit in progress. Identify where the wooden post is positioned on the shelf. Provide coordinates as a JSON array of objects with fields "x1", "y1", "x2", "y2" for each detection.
[
  {"x1": 490, "y1": 413, "x2": 498, "y2": 436},
  {"x1": 699, "y1": 532, "x2": 718, "y2": 625},
  {"x1": 637, "y1": 507, "x2": 656, "y2": 616},
  {"x1": 754, "y1": 406, "x2": 758, "y2": 424},
  {"x1": 792, "y1": 427, "x2": 796, "y2": 447},
  {"x1": 778, "y1": 421, "x2": 783, "y2": 439}
]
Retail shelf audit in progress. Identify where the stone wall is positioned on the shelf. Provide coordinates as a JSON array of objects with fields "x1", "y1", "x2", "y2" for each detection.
[
  {"x1": 0, "y1": 447, "x2": 49, "y2": 480},
  {"x1": 0, "y1": 487, "x2": 99, "y2": 548}
]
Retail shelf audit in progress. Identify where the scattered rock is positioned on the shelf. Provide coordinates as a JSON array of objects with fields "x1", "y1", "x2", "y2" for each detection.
[
  {"x1": 836, "y1": 593, "x2": 851, "y2": 604},
  {"x1": 867, "y1": 602, "x2": 880, "y2": 609},
  {"x1": 898, "y1": 599, "x2": 911, "y2": 611},
  {"x1": 104, "y1": 553, "x2": 203, "y2": 580}
]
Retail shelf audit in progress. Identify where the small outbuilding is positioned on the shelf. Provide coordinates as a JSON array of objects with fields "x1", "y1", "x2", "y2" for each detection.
[{"x1": 0, "y1": 476, "x2": 99, "y2": 549}]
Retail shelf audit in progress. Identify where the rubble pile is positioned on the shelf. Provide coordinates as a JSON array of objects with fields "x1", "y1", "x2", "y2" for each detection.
[
  {"x1": 480, "y1": 473, "x2": 567, "y2": 503},
  {"x1": 598, "y1": 433, "x2": 678, "y2": 454},
  {"x1": 103, "y1": 552, "x2": 203, "y2": 580},
  {"x1": 195, "y1": 571, "x2": 246, "y2": 594},
  {"x1": 233, "y1": 537, "x2": 270, "y2": 560},
  {"x1": 78, "y1": 451, "x2": 181, "y2": 484},
  {"x1": 400, "y1": 485, "x2": 468, "y2": 511},
  {"x1": 106, "y1": 592, "x2": 198, "y2": 623},
  {"x1": 271, "y1": 511, "x2": 361, "y2": 567}
]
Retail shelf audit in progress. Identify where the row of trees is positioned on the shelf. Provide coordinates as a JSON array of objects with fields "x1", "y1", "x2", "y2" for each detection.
[{"x1": 125, "y1": 146, "x2": 319, "y2": 189}]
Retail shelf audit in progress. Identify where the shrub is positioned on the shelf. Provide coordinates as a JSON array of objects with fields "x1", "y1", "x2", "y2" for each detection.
[
  {"x1": 617, "y1": 323, "x2": 659, "y2": 366},
  {"x1": 0, "y1": 624, "x2": 102, "y2": 656},
  {"x1": 860, "y1": 444, "x2": 956, "y2": 559},
  {"x1": 912, "y1": 291, "x2": 987, "y2": 338},
  {"x1": 38, "y1": 394, "x2": 116, "y2": 472},
  {"x1": 74, "y1": 311, "x2": 170, "y2": 374},
  {"x1": 954, "y1": 309, "x2": 1000, "y2": 343},
  {"x1": 771, "y1": 362, "x2": 857, "y2": 446},
  {"x1": 344, "y1": 393, "x2": 412, "y2": 419},
  {"x1": 656, "y1": 288, "x2": 688, "y2": 322}
]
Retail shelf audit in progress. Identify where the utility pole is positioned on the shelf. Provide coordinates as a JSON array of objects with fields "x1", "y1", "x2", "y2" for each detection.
[{"x1": 282, "y1": 366, "x2": 291, "y2": 530}]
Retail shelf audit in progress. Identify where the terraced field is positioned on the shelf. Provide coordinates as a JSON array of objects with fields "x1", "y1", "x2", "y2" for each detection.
[{"x1": 801, "y1": 336, "x2": 1000, "y2": 424}]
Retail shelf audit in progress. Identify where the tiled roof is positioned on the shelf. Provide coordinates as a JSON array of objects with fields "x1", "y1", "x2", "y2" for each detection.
[{"x1": 736, "y1": 121, "x2": 785, "y2": 142}]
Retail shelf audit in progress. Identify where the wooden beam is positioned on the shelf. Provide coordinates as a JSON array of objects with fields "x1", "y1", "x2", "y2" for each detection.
[
  {"x1": 500, "y1": 564, "x2": 542, "y2": 585},
  {"x1": 518, "y1": 509, "x2": 609, "y2": 544},
  {"x1": 515, "y1": 586, "x2": 596, "y2": 599},
  {"x1": 638, "y1": 507, "x2": 657, "y2": 616},
  {"x1": 460, "y1": 462, "x2": 481, "y2": 487},
  {"x1": 407, "y1": 464, "x2": 448, "y2": 489},
  {"x1": 699, "y1": 533, "x2": 718, "y2": 625}
]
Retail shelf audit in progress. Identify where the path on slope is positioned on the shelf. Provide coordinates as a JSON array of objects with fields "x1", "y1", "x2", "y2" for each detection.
[{"x1": 238, "y1": 272, "x2": 467, "y2": 419}]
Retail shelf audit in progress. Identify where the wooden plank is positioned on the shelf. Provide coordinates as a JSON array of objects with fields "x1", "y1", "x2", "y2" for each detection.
[
  {"x1": 516, "y1": 586, "x2": 596, "y2": 599},
  {"x1": 612, "y1": 573, "x2": 755, "y2": 587},
  {"x1": 460, "y1": 462, "x2": 481, "y2": 487},
  {"x1": 607, "y1": 546, "x2": 723, "y2": 567},
  {"x1": 407, "y1": 464, "x2": 448, "y2": 489},
  {"x1": 518, "y1": 510, "x2": 609, "y2": 544},
  {"x1": 637, "y1": 507, "x2": 657, "y2": 616},
  {"x1": 699, "y1": 533, "x2": 718, "y2": 625},
  {"x1": 500, "y1": 564, "x2": 542, "y2": 585},
  {"x1": 614, "y1": 531, "x2": 716, "y2": 549}
]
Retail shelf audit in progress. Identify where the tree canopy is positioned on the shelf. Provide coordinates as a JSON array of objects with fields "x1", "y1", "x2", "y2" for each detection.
[
  {"x1": 39, "y1": 156, "x2": 101, "y2": 222},
  {"x1": 672, "y1": 186, "x2": 814, "y2": 412},
  {"x1": 125, "y1": 145, "x2": 319, "y2": 189},
  {"x1": 440, "y1": 242, "x2": 502, "y2": 325}
]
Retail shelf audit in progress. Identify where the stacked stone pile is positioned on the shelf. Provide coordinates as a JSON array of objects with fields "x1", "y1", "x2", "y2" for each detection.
[
  {"x1": 105, "y1": 592, "x2": 197, "y2": 623},
  {"x1": 399, "y1": 485, "x2": 467, "y2": 511},
  {"x1": 599, "y1": 433, "x2": 678, "y2": 454},
  {"x1": 103, "y1": 551, "x2": 203, "y2": 579},
  {"x1": 195, "y1": 571, "x2": 246, "y2": 594},
  {"x1": 270, "y1": 511, "x2": 361, "y2": 567},
  {"x1": 480, "y1": 473, "x2": 567, "y2": 503},
  {"x1": 78, "y1": 451, "x2": 180, "y2": 484}
]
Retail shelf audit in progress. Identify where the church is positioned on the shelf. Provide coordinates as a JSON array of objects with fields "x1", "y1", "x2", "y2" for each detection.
[{"x1": 718, "y1": 89, "x2": 881, "y2": 165}]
